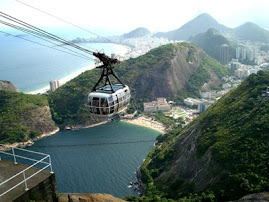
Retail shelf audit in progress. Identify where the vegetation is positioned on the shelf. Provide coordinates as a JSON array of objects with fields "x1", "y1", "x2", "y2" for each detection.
[
  {"x1": 0, "y1": 91, "x2": 48, "y2": 143},
  {"x1": 133, "y1": 71, "x2": 269, "y2": 201}
]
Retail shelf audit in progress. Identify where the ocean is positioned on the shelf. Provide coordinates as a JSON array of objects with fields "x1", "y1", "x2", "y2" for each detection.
[
  {"x1": 0, "y1": 29, "x2": 126, "y2": 93},
  {"x1": 11, "y1": 122, "x2": 160, "y2": 197}
]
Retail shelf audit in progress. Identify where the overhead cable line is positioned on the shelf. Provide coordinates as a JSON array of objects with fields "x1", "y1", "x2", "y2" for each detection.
[
  {"x1": 0, "y1": 11, "x2": 96, "y2": 57},
  {"x1": 16, "y1": 0, "x2": 113, "y2": 43},
  {"x1": 30, "y1": 140, "x2": 157, "y2": 148},
  {"x1": 0, "y1": 30, "x2": 94, "y2": 60},
  {"x1": 0, "y1": 12, "x2": 107, "y2": 62}
]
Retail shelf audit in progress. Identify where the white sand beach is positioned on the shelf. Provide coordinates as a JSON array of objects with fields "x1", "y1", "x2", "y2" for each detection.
[{"x1": 122, "y1": 116, "x2": 166, "y2": 134}]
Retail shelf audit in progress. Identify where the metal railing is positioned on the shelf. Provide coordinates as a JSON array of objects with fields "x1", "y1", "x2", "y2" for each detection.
[{"x1": 0, "y1": 145, "x2": 53, "y2": 198}]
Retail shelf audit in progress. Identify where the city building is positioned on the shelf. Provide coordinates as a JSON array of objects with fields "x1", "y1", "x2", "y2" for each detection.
[
  {"x1": 220, "y1": 44, "x2": 229, "y2": 65},
  {"x1": 241, "y1": 47, "x2": 247, "y2": 60},
  {"x1": 183, "y1": 98, "x2": 201, "y2": 106},
  {"x1": 236, "y1": 47, "x2": 241, "y2": 59},
  {"x1": 231, "y1": 61, "x2": 241, "y2": 72},
  {"x1": 50, "y1": 80, "x2": 60, "y2": 92},
  {"x1": 144, "y1": 97, "x2": 171, "y2": 112}
]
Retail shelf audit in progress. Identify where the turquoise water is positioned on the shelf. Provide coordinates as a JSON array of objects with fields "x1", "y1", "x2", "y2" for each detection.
[{"x1": 26, "y1": 122, "x2": 160, "y2": 197}]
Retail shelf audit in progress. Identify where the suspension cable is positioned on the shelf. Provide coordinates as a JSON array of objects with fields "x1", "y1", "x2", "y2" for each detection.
[
  {"x1": 0, "y1": 29, "x2": 94, "y2": 61},
  {"x1": 16, "y1": 0, "x2": 113, "y2": 43},
  {"x1": 0, "y1": 11, "x2": 95, "y2": 56}
]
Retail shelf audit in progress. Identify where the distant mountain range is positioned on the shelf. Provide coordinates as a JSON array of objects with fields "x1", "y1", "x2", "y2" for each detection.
[
  {"x1": 154, "y1": 13, "x2": 230, "y2": 41},
  {"x1": 154, "y1": 13, "x2": 269, "y2": 43},
  {"x1": 233, "y1": 22, "x2": 269, "y2": 43}
]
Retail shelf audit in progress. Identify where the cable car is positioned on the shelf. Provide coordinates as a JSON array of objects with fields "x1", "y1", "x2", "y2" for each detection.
[
  {"x1": 87, "y1": 52, "x2": 131, "y2": 118},
  {"x1": 88, "y1": 84, "x2": 131, "y2": 118}
]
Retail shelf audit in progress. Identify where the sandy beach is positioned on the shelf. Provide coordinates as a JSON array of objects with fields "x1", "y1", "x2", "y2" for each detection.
[
  {"x1": 122, "y1": 116, "x2": 166, "y2": 134},
  {"x1": 28, "y1": 44, "x2": 131, "y2": 95}
]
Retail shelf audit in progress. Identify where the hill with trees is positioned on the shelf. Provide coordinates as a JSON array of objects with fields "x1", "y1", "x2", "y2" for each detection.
[
  {"x1": 48, "y1": 42, "x2": 228, "y2": 127},
  {"x1": 133, "y1": 71, "x2": 269, "y2": 201},
  {"x1": 0, "y1": 90, "x2": 57, "y2": 144}
]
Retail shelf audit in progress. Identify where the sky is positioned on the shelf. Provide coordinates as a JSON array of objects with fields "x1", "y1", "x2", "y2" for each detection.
[{"x1": 1, "y1": 0, "x2": 269, "y2": 37}]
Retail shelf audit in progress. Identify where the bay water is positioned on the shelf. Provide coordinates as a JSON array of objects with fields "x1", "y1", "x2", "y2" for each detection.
[
  {"x1": 25, "y1": 121, "x2": 160, "y2": 197},
  {"x1": 0, "y1": 33, "x2": 125, "y2": 93}
]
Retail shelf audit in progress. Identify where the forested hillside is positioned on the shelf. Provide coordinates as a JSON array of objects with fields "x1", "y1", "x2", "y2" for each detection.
[
  {"x1": 0, "y1": 90, "x2": 57, "y2": 144},
  {"x1": 135, "y1": 71, "x2": 269, "y2": 201}
]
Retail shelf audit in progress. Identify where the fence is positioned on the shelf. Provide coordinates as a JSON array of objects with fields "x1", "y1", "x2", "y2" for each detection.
[{"x1": 0, "y1": 145, "x2": 53, "y2": 198}]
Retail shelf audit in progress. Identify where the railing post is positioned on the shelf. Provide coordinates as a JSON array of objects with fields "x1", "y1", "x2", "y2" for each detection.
[
  {"x1": 49, "y1": 155, "x2": 54, "y2": 174},
  {"x1": 23, "y1": 171, "x2": 29, "y2": 191},
  {"x1": 12, "y1": 147, "x2": 17, "y2": 164}
]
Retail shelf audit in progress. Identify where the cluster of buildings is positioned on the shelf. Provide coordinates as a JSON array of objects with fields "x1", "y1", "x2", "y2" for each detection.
[
  {"x1": 183, "y1": 98, "x2": 214, "y2": 113},
  {"x1": 230, "y1": 59, "x2": 262, "y2": 79},
  {"x1": 143, "y1": 97, "x2": 171, "y2": 113},
  {"x1": 120, "y1": 36, "x2": 171, "y2": 59}
]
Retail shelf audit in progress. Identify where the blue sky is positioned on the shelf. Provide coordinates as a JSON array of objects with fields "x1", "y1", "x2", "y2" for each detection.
[{"x1": 1, "y1": 0, "x2": 269, "y2": 36}]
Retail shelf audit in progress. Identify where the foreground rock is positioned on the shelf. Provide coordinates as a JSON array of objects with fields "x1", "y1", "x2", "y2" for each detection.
[{"x1": 58, "y1": 193, "x2": 125, "y2": 202}]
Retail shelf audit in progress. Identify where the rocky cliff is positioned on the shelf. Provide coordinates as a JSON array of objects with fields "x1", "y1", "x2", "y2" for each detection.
[{"x1": 0, "y1": 80, "x2": 19, "y2": 92}]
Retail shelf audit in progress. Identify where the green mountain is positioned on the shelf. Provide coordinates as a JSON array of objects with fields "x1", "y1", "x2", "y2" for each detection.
[
  {"x1": 49, "y1": 43, "x2": 228, "y2": 127},
  {"x1": 136, "y1": 71, "x2": 269, "y2": 201},
  {"x1": 0, "y1": 90, "x2": 57, "y2": 144},
  {"x1": 154, "y1": 13, "x2": 230, "y2": 41},
  {"x1": 189, "y1": 28, "x2": 236, "y2": 62},
  {"x1": 233, "y1": 22, "x2": 269, "y2": 43}
]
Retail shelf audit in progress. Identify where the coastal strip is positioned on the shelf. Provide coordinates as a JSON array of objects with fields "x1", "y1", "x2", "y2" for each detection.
[{"x1": 122, "y1": 116, "x2": 166, "y2": 134}]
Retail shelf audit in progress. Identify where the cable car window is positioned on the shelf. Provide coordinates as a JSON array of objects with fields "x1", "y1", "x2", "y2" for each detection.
[
  {"x1": 92, "y1": 97, "x2": 99, "y2": 107},
  {"x1": 101, "y1": 98, "x2": 108, "y2": 107},
  {"x1": 101, "y1": 98, "x2": 108, "y2": 115},
  {"x1": 108, "y1": 96, "x2": 114, "y2": 106}
]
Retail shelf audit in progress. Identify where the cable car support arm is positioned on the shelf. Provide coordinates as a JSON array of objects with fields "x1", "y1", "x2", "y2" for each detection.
[{"x1": 92, "y1": 52, "x2": 124, "y2": 92}]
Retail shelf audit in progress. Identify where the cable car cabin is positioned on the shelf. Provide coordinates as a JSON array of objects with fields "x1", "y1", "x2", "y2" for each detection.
[{"x1": 88, "y1": 84, "x2": 131, "y2": 118}]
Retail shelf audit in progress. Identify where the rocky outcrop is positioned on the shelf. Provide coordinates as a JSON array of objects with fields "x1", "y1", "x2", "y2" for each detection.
[
  {"x1": 233, "y1": 192, "x2": 269, "y2": 202},
  {"x1": 0, "y1": 80, "x2": 19, "y2": 92},
  {"x1": 21, "y1": 106, "x2": 58, "y2": 135},
  {"x1": 58, "y1": 193, "x2": 125, "y2": 202}
]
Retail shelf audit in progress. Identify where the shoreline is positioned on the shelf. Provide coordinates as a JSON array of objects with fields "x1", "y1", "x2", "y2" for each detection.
[
  {"x1": 0, "y1": 128, "x2": 60, "y2": 151},
  {"x1": 122, "y1": 115, "x2": 166, "y2": 134},
  {"x1": 27, "y1": 43, "x2": 131, "y2": 95}
]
